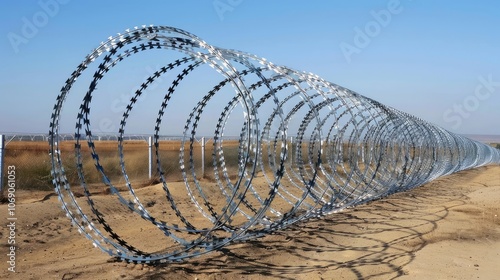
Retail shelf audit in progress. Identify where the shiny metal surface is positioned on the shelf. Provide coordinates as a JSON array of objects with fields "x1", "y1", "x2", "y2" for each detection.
[{"x1": 49, "y1": 25, "x2": 500, "y2": 263}]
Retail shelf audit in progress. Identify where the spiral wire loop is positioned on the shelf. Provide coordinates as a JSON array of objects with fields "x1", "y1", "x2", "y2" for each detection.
[{"x1": 49, "y1": 25, "x2": 500, "y2": 263}]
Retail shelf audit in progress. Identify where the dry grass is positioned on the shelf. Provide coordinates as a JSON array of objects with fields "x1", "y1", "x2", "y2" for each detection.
[
  {"x1": 6, "y1": 140, "x2": 498, "y2": 192},
  {"x1": 2, "y1": 140, "x2": 241, "y2": 191}
]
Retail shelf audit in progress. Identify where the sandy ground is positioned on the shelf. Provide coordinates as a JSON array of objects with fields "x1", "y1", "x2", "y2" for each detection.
[{"x1": 1, "y1": 165, "x2": 499, "y2": 280}]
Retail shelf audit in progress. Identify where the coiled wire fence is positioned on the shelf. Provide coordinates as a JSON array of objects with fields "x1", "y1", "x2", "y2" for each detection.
[{"x1": 49, "y1": 25, "x2": 500, "y2": 263}]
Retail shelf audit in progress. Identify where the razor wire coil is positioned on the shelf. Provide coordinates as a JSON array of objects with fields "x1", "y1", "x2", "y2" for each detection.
[{"x1": 49, "y1": 25, "x2": 500, "y2": 263}]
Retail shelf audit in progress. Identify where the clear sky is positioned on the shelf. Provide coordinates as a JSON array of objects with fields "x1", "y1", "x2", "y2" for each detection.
[{"x1": 1, "y1": 0, "x2": 499, "y2": 136}]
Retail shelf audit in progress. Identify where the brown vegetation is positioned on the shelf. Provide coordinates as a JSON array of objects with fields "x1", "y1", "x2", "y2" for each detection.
[{"x1": 2, "y1": 140, "x2": 241, "y2": 191}]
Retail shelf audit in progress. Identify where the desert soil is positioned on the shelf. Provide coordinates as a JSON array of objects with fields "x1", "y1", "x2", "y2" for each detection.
[{"x1": 1, "y1": 165, "x2": 499, "y2": 280}]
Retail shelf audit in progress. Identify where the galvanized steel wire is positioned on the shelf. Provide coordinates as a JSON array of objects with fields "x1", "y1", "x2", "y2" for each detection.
[{"x1": 49, "y1": 25, "x2": 500, "y2": 263}]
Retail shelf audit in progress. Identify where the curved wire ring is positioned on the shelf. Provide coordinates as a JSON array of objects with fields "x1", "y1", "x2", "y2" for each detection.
[{"x1": 49, "y1": 25, "x2": 500, "y2": 263}]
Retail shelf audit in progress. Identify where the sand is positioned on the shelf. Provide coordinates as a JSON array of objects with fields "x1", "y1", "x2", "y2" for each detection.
[{"x1": 1, "y1": 165, "x2": 499, "y2": 279}]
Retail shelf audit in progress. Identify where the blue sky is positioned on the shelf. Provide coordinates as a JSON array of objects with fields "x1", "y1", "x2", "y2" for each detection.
[{"x1": 1, "y1": 0, "x2": 499, "y2": 135}]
